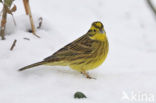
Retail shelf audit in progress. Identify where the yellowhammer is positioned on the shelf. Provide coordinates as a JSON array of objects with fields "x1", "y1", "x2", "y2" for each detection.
[{"x1": 19, "y1": 21, "x2": 109, "y2": 79}]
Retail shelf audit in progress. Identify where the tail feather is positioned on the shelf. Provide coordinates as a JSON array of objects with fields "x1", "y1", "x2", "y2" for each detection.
[{"x1": 18, "y1": 61, "x2": 46, "y2": 71}]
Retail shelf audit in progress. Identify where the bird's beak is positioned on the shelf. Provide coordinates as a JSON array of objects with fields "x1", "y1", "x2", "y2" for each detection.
[{"x1": 100, "y1": 29, "x2": 104, "y2": 33}]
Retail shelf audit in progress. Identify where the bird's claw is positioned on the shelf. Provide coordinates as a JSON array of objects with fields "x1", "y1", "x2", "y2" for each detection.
[{"x1": 81, "y1": 71, "x2": 96, "y2": 79}]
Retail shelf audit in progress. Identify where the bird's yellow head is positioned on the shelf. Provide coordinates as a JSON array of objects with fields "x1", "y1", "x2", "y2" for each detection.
[{"x1": 87, "y1": 21, "x2": 106, "y2": 41}]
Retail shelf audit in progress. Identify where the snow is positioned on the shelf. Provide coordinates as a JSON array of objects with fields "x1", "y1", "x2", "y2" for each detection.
[{"x1": 0, "y1": 0, "x2": 156, "y2": 103}]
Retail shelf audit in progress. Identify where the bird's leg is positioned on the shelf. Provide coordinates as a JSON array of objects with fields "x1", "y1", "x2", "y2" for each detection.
[{"x1": 81, "y1": 70, "x2": 95, "y2": 79}]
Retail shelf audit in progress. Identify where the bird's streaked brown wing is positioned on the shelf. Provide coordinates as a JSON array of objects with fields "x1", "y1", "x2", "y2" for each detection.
[{"x1": 43, "y1": 34, "x2": 95, "y2": 62}]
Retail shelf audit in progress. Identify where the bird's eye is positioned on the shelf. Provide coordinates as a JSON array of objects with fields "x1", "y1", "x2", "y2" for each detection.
[{"x1": 94, "y1": 29, "x2": 96, "y2": 32}]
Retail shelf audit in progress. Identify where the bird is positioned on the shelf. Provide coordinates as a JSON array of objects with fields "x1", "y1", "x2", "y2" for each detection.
[{"x1": 18, "y1": 21, "x2": 109, "y2": 79}]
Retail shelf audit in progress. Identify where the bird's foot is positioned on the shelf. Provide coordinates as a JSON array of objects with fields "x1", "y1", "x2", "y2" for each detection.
[
  {"x1": 81, "y1": 71, "x2": 96, "y2": 79},
  {"x1": 86, "y1": 75, "x2": 96, "y2": 79}
]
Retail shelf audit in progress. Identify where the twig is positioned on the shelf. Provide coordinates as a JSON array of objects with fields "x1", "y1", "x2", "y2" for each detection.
[
  {"x1": 5, "y1": 5, "x2": 17, "y2": 26},
  {"x1": 23, "y1": 0, "x2": 28, "y2": 15},
  {"x1": 23, "y1": 0, "x2": 40, "y2": 38},
  {"x1": 10, "y1": 39, "x2": 17, "y2": 51},
  {"x1": 10, "y1": 5, "x2": 17, "y2": 26},
  {"x1": 146, "y1": 0, "x2": 156, "y2": 17},
  {"x1": 37, "y1": 17, "x2": 43, "y2": 29},
  {"x1": 23, "y1": 37, "x2": 30, "y2": 40},
  {"x1": 0, "y1": 4, "x2": 7, "y2": 40}
]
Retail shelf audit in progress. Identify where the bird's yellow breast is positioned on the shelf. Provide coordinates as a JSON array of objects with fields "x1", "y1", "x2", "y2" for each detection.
[{"x1": 70, "y1": 35, "x2": 109, "y2": 71}]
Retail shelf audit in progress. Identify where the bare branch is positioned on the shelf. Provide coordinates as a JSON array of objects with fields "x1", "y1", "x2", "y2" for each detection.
[
  {"x1": 23, "y1": 0, "x2": 28, "y2": 15},
  {"x1": 23, "y1": 0, "x2": 40, "y2": 38},
  {"x1": 6, "y1": 5, "x2": 17, "y2": 26},
  {"x1": 10, "y1": 39, "x2": 17, "y2": 51},
  {"x1": 0, "y1": 4, "x2": 7, "y2": 40}
]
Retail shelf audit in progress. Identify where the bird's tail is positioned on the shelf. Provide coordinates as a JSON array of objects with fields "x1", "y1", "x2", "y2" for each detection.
[{"x1": 18, "y1": 61, "x2": 47, "y2": 71}]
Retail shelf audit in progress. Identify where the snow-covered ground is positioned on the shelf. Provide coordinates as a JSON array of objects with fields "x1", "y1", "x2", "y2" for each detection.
[{"x1": 0, "y1": 0, "x2": 156, "y2": 103}]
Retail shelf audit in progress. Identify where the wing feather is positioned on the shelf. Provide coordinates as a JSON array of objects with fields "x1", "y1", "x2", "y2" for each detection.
[{"x1": 44, "y1": 34, "x2": 95, "y2": 62}]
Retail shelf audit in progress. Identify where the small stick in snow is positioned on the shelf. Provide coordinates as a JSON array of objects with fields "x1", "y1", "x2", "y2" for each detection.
[
  {"x1": 146, "y1": 0, "x2": 156, "y2": 18},
  {"x1": 23, "y1": 37, "x2": 30, "y2": 40},
  {"x1": 37, "y1": 17, "x2": 43, "y2": 29},
  {"x1": 10, "y1": 39, "x2": 17, "y2": 51}
]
